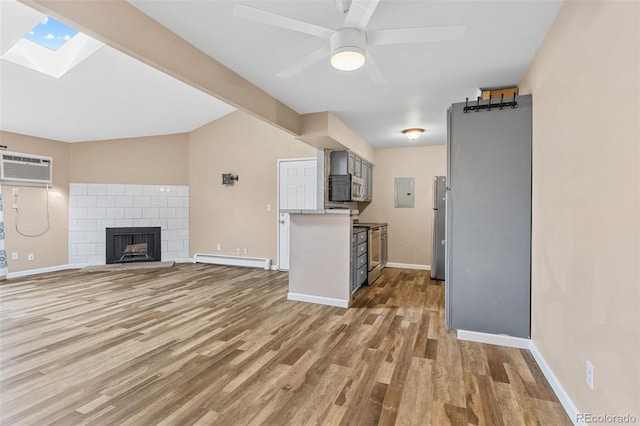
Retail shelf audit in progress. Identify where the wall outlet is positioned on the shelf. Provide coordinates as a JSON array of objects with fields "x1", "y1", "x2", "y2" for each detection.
[
  {"x1": 13, "y1": 188, "x2": 19, "y2": 196},
  {"x1": 243, "y1": 248, "x2": 248, "y2": 255},
  {"x1": 236, "y1": 248, "x2": 241, "y2": 254},
  {"x1": 267, "y1": 204, "x2": 271, "y2": 211},
  {"x1": 28, "y1": 253, "x2": 35, "y2": 261},
  {"x1": 216, "y1": 243, "x2": 221, "y2": 251},
  {"x1": 586, "y1": 360, "x2": 594, "y2": 390},
  {"x1": 11, "y1": 252, "x2": 18, "y2": 260}
]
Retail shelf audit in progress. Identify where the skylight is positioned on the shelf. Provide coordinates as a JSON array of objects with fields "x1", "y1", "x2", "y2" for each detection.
[
  {"x1": 23, "y1": 16, "x2": 79, "y2": 51},
  {"x1": 1, "y1": 13, "x2": 104, "y2": 79}
]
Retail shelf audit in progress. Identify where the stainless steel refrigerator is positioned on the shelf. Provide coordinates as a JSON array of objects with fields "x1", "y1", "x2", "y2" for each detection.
[{"x1": 431, "y1": 176, "x2": 446, "y2": 280}]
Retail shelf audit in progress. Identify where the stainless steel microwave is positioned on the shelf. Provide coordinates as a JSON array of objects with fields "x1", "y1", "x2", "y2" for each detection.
[{"x1": 329, "y1": 174, "x2": 365, "y2": 202}]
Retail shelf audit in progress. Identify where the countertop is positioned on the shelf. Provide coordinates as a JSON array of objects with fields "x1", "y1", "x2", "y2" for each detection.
[{"x1": 353, "y1": 222, "x2": 388, "y2": 228}]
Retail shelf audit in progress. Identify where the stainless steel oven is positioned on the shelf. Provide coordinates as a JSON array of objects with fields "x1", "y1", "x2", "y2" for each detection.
[{"x1": 368, "y1": 227, "x2": 381, "y2": 283}]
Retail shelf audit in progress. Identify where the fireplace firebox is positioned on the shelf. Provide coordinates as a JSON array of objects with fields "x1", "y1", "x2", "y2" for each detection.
[{"x1": 105, "y1": 227, "x2": 161, "y2": 264}]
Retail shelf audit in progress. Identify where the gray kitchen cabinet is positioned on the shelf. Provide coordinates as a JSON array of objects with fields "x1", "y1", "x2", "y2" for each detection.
[
  {"x1": 352, "y1": 227, "x2": 368, "y2": 293},
  {"x1": 446, "y1": 94, "x2": 532, "y2": 338},
  {"x1": 364, "y1": 161, "x2": 373, "y2": 201},
  {"x1": 355, "y1": 156, "x2": 362, "y2": 177},
  {"x1": 330, "y1": 150, "x2": 357, "y2": 175},
  {"x1": 330, "y1": 150, "x2": 373, "y2": 202}
]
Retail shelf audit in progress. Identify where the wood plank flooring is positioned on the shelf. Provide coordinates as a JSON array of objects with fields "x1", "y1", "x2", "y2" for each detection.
[{"x1": 0, "y1": 264, "x2": 571, "y2": 425}]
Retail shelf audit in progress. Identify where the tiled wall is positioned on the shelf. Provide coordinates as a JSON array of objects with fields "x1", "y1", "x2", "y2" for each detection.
[{"x1": 69, "y1": 183, "x2": 189, "y2": 265}]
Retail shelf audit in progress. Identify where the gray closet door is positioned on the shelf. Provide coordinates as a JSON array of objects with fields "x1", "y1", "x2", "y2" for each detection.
[
  {"x1": 447, "y1": 95, "x2": 531, "y2": 338},
  {"x1": 445, "y1": 107, "x2": 452, "y2": 328}
]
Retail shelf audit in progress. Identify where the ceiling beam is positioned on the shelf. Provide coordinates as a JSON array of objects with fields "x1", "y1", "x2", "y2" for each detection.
[
  {"x1": 21, "y1": 0, "x2": 302, "y2": 136},
  {"x1": 299, "y1": 112, "x2": 374, "y2": 162}
]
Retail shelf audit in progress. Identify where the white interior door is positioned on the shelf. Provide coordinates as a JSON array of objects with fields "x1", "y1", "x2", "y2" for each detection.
[{"x1": 278, "y1": 159, "x2": 317, "y2": 270}]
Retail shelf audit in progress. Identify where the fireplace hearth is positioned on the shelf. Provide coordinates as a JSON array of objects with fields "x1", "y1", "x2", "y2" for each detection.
[{"x1": 106, "y1": 227, "x2": 161, "y2": 264}]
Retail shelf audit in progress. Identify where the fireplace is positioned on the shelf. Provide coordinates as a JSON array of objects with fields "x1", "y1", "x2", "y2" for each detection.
[{"x1": 105, "y1": 227, "x2": 161, "y2": 264}]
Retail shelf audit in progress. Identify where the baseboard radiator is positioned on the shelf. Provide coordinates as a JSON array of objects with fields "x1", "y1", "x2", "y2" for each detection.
[{"x1": 193, "y1": 253, "x2": 272, "y2": 270}]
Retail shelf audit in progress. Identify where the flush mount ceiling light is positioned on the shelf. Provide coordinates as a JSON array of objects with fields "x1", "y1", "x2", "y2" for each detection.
[
  {"x1": 402, "y1": 128, "x2": 425, "y2": 141},
  {"x1": 330, "y1": 28, "x2": 366, "y2": 71}
]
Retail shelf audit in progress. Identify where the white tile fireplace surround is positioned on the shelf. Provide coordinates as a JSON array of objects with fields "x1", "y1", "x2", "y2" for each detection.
[{"x1": 68, "y1": 183, "x2": 189, "y2": 265}]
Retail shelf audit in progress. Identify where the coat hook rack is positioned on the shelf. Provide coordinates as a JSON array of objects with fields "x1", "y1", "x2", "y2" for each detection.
[{"x1": 463, "y1": 92, "x2": 518, "y2": 113}]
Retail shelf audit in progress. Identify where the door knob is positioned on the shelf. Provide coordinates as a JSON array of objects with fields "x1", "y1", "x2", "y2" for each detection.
[{"x1": 279, "y1": 220, "x2": 285, "y2": 224}]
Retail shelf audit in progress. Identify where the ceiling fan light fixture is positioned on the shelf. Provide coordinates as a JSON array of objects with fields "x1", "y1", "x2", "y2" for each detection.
[
  {"x1": 331, "y1": 47, "x2": 366, "y2": 71},
  {"x1": 402, "y1": 128, "x2": 425, "y2": 141},
  {"x1": 330, "y1": 28, "x2": 366, "y2": 71}
]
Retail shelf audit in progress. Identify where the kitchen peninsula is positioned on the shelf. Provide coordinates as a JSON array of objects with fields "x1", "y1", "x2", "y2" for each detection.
[{"x1": 284, "y1": 209, "x2": 356, "y2": 308}]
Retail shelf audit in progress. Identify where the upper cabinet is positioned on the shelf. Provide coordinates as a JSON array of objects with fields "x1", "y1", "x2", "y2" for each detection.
[
  {"x1": 363, "y1": 161, "x2": 373, "y2": 202},
  {"x1": 354, "y1": 156, "x2": 362, "y2": 178},
  {"x1": 330, "y1": 150, "x2": 356, "y2": 175},
  {"x1": 329, "y1": 150, "x2": 373, "y2": 202}
]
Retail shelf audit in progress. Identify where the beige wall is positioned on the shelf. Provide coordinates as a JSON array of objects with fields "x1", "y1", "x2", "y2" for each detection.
[
  {"x1": 0, "y1": 131, "x2": 70, "y2": 272},
  {"x1": 519, "y1": 0, "x2": 639, "y2": 418},
  {"x1": 189, "y1": 110, "x2": 317, "y2": 263},
  {"x1": 358, "y1": 145, "x2": 447, "y2": 266},
  {"x1": 69, "y1": 134, "x2": 189, "y2": 185},
  {"x1": 289, "y1": 213, "x2": 351, "y2": 305}
]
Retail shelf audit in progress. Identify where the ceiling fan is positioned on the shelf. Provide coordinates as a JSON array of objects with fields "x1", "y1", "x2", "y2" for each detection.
[{"x1": 233, "y1": 0, "x2": 466, "y2": 85}]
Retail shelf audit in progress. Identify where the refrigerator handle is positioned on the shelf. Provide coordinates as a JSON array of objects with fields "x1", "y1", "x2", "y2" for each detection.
[{"x1": 432, "y1": 177, "x2": 438, "y2": 210}]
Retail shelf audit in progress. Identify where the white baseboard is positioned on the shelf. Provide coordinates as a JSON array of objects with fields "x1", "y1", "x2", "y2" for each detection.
[
  {"x1": 456, "y1": 329, "x2": 530, "y2": 349},
  {"x1": 386, "y1": 262, "x2": 431, "y2": 271},
  {"x1": 529, "y1": 341, "x2": 583, "y2": 425},
  {"x1": 174, "y1": 258, "x2": 195, "y2": 263},
  {"x1": 193, "y1": 253, "x2": 272, "y2": 270},
  {"x1": 287, "y1": 292, "x2": 348, "y2": 308},
  {"x1": 7, "y1": 263, "x2": 86, "y2": 279}
]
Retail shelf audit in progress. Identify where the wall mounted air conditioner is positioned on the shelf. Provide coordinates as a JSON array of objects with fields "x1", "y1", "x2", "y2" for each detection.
[{"x1": 0, "y1": 151, "x2": 53, "y2": 186}]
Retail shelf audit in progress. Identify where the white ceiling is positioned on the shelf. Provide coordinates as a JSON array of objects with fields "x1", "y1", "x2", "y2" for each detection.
[
  {"x1": 130, "y1": 0, "x2": 563, "y2": 148},
  {"x1": 0, "y1": 0, "x2": 235, "y2": 143},
  {"x1": 0, "y1": 0, "x2": 562, "y2": 148}
]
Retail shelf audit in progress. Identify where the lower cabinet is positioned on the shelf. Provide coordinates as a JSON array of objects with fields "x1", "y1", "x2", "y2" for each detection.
[{"x1": 352, "y1": 227, "x2": 368, "y2": 294}]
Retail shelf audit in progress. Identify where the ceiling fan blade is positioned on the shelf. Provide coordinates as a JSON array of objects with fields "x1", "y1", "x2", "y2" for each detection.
[
  {"x1": 233, "y1": 4, "x2": 333, "y2": 39},
  {"x1": 343, "y1": 0, "x2": 380, "y2": 29},
  {"x1": 364, "y1": 52, "x2": 386, "y2": 86},
  {"x1": 276, "y1": 45, "x2": 330, "y2": 79},
  {"x1": 368, "y1": 25, "x2": 466, "y2": 45}
]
